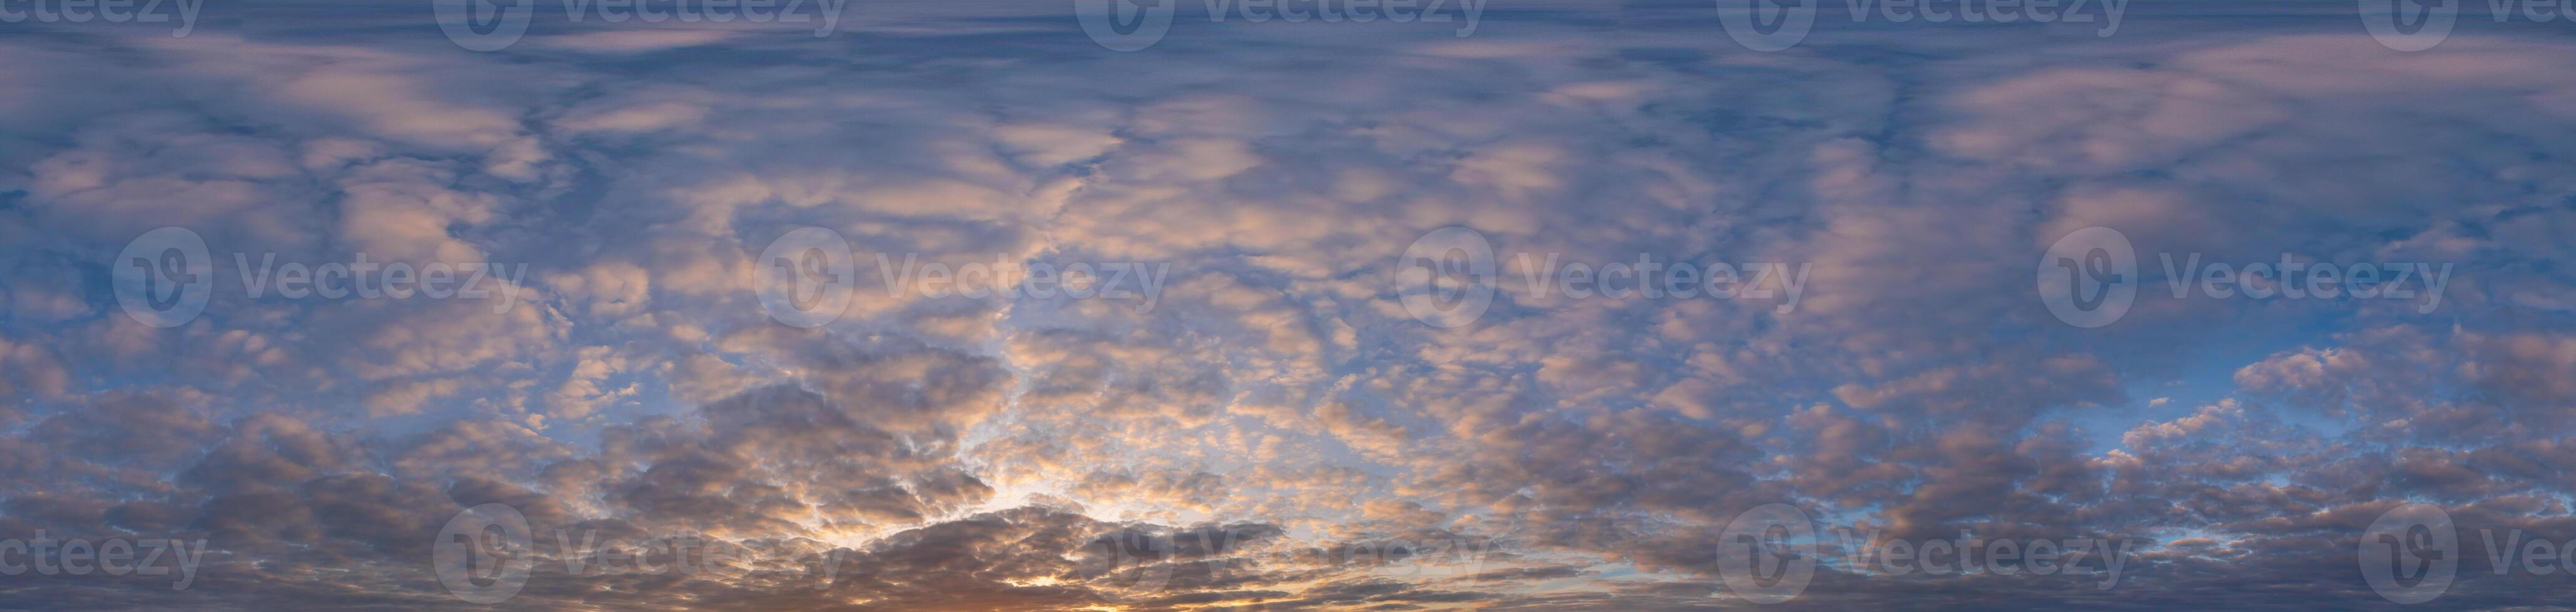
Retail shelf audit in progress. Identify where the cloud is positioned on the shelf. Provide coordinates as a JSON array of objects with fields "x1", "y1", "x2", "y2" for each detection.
[{"x1": 4, "y1": 10, "x2": 2576, "y2": 611}]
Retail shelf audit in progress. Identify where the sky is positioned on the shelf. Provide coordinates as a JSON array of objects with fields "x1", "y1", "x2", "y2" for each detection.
[{"x1": 2, "y1": 0, "x2": 2575, "y2": 610}]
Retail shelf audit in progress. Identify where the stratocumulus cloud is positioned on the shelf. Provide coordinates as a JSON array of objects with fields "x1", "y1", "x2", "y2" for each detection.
[{"x1": 1, "y1": 1, "x2": 2573, "y2": 610}]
